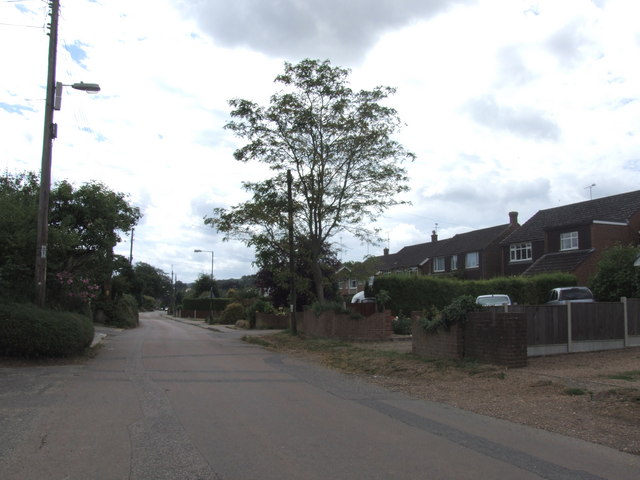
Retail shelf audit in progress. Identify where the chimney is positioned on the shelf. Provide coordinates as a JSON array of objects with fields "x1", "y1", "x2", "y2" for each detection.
[
  {"x1": 509, "y1": 211, "x2": 518, "y2": 226},
  {"x1": 431, "y1": 230, "x2": 438, "y2": 242},
  {"x1": 383, "y1": 248, "x2": 389, "y2": 256}
]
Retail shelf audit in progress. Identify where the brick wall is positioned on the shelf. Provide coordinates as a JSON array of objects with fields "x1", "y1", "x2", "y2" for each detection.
[
  {"x1": 301, "y1": 310, "x2": 392, "y2": 341},
  {"x1": 411, "y1": 311, "x2": 528, "y2": 367},
  {"x1": 411, "y1": 315, "x2": 463, "y2": 360},
  {"x1": 255, "y1": 312, "x2": 290, "y2": 329},
  {"x1": 465, "y1": 311, "x2": 527, "y2": 367}
]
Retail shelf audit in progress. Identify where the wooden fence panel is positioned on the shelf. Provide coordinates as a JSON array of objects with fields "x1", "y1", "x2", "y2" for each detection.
[
  {"x1": 571, "y1": 302, "x2": 624, "y2": 341},
  {"x1": 628, "y1": 298, "x2": 640, "y2": 335},
  {"x1": 511, "y1": 305, "x2": 567, "y2": 345}
]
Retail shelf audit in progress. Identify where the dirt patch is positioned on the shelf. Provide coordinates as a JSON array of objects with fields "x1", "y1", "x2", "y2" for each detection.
[{"x1": 249, "y1": 334, "x2": 640, "y2": 455}]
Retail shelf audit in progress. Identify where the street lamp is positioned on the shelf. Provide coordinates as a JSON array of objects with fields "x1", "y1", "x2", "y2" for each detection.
[
  {"x1": 34, "y1": 0, "x2": 102, "y2": 307},
  {"x1": 194, "y1": 249, "x2": 214, "y2": 278},
  {"x1": 35, "y1": 80, "x2": 100, "y2": 306}
]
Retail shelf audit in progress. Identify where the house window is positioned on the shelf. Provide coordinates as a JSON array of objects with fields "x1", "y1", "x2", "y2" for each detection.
[
  {"x1": 434, "y1": 256, "x2": 445, "y2": 272},
  {"x1": 466, "y1": 251, "x2": 479, "y2": 269},
  {"x1": 510, "y1": 242, "x2": 532, "y2": 261},
  {"x1": 349, "y1": 279, "x2": 357, "y2": 289},
  {"x1": 560, "y1": 231, "x2": 579, "y2": 251},
  {"x1": 451, "y1": 255, "x2": 458, "y2": 270}
]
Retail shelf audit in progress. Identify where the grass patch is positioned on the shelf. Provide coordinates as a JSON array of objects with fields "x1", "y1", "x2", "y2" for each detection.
[
  {"x1": 564, "y1": 388, "x2": 587, "y2": 396},
  {"x1": 242, "y1": 331, "x2": 501, "y2": 381},
  {"x1": 607, "y1": 370, "x2": 640, "y2": 382}
]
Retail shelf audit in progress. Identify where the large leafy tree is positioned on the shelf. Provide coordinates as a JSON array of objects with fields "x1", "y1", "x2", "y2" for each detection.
[
  {"x1": 0, "y1": 172, "x2": 40, "y2": 299},
  {"x1": 48, "y1": 180, "x2": 141, "y2": 295},
  {"x1": 254, "y1": 236, "x2": 340, "y2": 309},
  {"x1": 207, "y1": 59, "x2": 413, "y2": 301}
]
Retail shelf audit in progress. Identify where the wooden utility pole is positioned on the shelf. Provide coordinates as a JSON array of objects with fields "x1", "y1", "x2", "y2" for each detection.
[
  {"x1": 34, "y1": 0, "x2": 60, "y2": 306},
  {"x1": 287, "y1": 170, "x2": 297, "y2": 334}
]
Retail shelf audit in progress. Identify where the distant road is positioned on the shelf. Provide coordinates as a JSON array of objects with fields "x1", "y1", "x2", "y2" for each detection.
[{"x1": 1, "y1": 311, "x2": 638, "y2": 480}]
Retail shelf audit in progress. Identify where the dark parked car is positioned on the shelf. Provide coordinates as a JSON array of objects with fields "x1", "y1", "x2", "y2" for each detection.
[{"x1": 546, "y1": 287, "x2": 594, "y2": 305}]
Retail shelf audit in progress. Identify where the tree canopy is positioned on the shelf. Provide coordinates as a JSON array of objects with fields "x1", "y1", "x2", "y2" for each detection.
[
  {"x1": 0, "y1": 171, "x2": 141, "y2": 309},
  {"x1": 590, "y1": 245, "x2": 640, "y2": 301},
  {"x1": 206, "y1": 59, "x2": 414, "y2": 301}
]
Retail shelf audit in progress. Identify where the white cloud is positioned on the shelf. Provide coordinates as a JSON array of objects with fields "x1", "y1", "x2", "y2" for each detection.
[{"x1": 2, "y1": 0, "x2": 640, "y2": 282}]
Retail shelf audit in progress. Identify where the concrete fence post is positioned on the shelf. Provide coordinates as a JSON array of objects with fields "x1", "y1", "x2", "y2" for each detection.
[
  {"x1": 622, "y1": 296, "x2": 629, "y2": 348},
  {"x1": 567, "y1": 302, "x2": 573, "y2": 353}
]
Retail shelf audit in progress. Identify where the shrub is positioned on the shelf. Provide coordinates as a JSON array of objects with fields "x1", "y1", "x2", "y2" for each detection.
[
  {"x1": 440, "y1": 295, "x2": 482, "y2": 329},
  {"x1": 391, "y1": 313, "x2": 412, "y2": 335},
  {"x1": 590, "y1": 245, "x2": 640, "y2": 301},
  {"x1": 245, "y1": 299, "x2": 275, "y2": 328},
  {"x1": 0, "y1": 302, "x2": 94, "y2": 357},
  {"x1": 93, "y1": 294, "x2": 139, "y2": 328},
  {"x1": 221, "y1": 302, "x2": 245, "y2": 324}
]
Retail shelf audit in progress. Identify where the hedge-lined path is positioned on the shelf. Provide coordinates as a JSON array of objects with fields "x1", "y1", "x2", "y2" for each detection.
[{"x1": 1, "y1": 311, "x2": 639, "y2": 479}]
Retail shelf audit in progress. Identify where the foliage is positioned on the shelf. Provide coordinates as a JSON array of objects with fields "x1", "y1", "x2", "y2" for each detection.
[
  {"x1": 217, "y1": 275, "x2": 256, "y2": 297},
  {"x1": 0, "y1": 171, "x2": 141, "y2": 304},
  {"x1": 140, "y1": 295, "x2": 156, "y2": 311},
  {"x1": 0, "y1": 302, "x2": 94, "y2": 357},
  {"x1": 373, "y1": 272, "x2": 577, "y2": 315},
  {"x1": 93, "y1": 294, "x2": 139, "y2": 328},
  {"x1": 418, "y1": 306, "x2": 442, "y2": 333},
  {"x1": 48, "y1": 270, "x2": 100, "y2": 314},
  {"x1": 440, "y1": 295, "x2": 482, "y2": 329},
  {"x1": 207, "y1": 59, "x2": 414, "y2": 302},
  {"x1": 229, "y1": 286, "x2": 261, "y2": 306},
  {"x1": 391, "y1": 313, "x2": 412, "y2": 335},
  {"x1": 0, "y1": 172, "x2": 40, "y2": 299},
  {"x1": 590, "y1": 245, "x2": 640, "y2": 301},
  {"x1": 311, "y1": 300, "x2": 362, "y2": 319},
  {"x1": 189, "y1": 274, "x2": 220, "y2": 299},
  {"x1": 48, "y1": 180, "x2": 141, "y2": 296},
  {"x1": 132, "y1": 262, "x2": 172, "y2": 305},
  {"x1": 253, "y1": 236, "x2": 339, "y2": 309},
  {"x1": 182, "y1": 298, "x2": 231, "y2": 312},
  {"x1": 221, "y1": 302, "x2": 246, "y2": 324},
  {"x1": 245, "y1": 298, "x2": 276, "y2": 328}
]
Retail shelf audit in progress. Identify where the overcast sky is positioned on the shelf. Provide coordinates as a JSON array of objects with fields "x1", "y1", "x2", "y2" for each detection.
[{"x1": 2, "y1": 0, "x2": 639, "y2": 283}]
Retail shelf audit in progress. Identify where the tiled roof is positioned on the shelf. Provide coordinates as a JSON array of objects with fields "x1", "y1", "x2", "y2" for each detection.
[
  {"x1": 522, "y1": 249, "x2": 595, "y2": 277},
  {"x1": 503, "y1": 190, "x2": 640, "y2": 245},
  {"x1": 376, "y1": 223, "x2": 513, "y2": 272}
]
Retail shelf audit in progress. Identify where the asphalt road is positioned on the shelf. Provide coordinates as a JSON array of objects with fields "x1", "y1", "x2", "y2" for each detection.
[{"x1": 1, "y1": 311, "x2": 639, "y2": 480}]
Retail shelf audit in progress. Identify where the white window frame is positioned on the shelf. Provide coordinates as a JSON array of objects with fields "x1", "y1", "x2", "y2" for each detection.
[
  {"x1": 451, "y1": 255, "x2": 458, "y2": 270},
  {"x1": 560, "y1": 231, "x2": 579, "y2": 251},
  {"x1": 433, "y1": 256, "x2": 445, "y2": 272},
  {"x1": 510, "y1": 242, "x2": 532, "y2": 262},
  {"x1": 349, "y1": 279, "x2": 358, "y2": 290},
  {"x1": 466, "y1": 251, "x2": 479, "y2": 269}
]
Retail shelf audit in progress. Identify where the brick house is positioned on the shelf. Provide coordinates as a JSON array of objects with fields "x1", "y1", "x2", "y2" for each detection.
[
  {"x1": 500, "y1": 190, "x2": 640, "y2": 284},
  {"x1": 376, "y1": 212, "x2": 520, "y2": 280}
]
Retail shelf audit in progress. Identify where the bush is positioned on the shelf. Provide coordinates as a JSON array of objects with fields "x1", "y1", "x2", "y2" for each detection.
[
  {"x1": 590, "y1": 245, "x2": 640, "y2": 301},
  {"x1": 221, "y1": 302, "x2": 245, "y2": 324},
  {"x1": 391, "y1": 313, "x2": 412, "y2": 335},
  {"x1": 0, "y1": 302, "x2": 94, "y2": 357},
  {"x1": 245, "y1": 299, "x2": 275, "y2": 328},
  {"x1": 93, "y1": 294, "x2": 139, "y2": 328},
  {"x1": 440, "y1": 295, "x2": 482, "y2": 329}
]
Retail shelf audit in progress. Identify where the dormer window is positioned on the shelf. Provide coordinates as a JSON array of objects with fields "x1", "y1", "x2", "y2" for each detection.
[{"x1": 560, "y1": 231, "x2": 579, "y2": 251}]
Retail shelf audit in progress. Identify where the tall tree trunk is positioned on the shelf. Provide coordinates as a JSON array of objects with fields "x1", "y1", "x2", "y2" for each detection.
[{"x1": 311, "y1": 260, "x2": 325, "y2": 303}]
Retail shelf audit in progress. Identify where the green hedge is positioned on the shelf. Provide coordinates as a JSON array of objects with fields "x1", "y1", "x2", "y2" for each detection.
[
  {"x1": 0, "y1": 302, "x2": 94, "y2": 358},
  {"x1": 373, "y1": 273, "x2": 577, "y2": 315},
  {"x1": 182, "y1": 298, "x2": 231, "y2": 312},
  {"x1": 93, "y1": 294, "x2": 139, "y2": 328}
]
